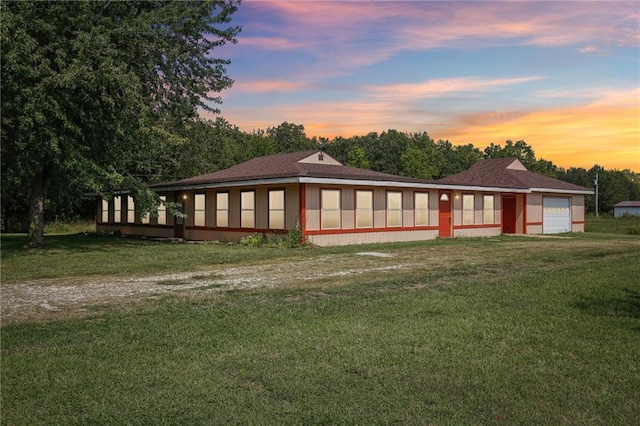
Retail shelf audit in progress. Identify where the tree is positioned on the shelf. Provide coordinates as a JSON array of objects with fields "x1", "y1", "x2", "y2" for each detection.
[
  {"x1": 483, "y1": 140, "x2": 561, "y2": 177},
  {"x1": 266, "y1": 122, "x2": 317, "y2": 153},
  {"x1": 1, "y1": 0, "x2": 241, "y2": 245},
  {"x1": 400, "y1": 147, "x2": 435, "y2": 179},
  {"x1": 346, "y1": 147, "x2": 370, "y2": 169},
  {"x1": 436, "y1": 140, "x2": 481, "y2": 177},
  {"x1": 483, "y1": 140, "x2": 537, "y2": 167}
]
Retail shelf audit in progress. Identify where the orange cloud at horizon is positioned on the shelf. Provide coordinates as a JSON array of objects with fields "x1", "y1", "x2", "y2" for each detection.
[
  {"x1": 436, "y1": 102, "x2": 639, "y2": 172},
  {"x1": 213, "y1": 101, "x2": 638, "y2": 172},
  {"x1": 212, "y1": 84, "x2": 639, "y2": 172}
]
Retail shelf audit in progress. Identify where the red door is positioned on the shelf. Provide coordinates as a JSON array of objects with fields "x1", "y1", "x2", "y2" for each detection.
[
  {"x1": 438, "y1": 191, "x2": 452, "y2": 238},
  {"x1": 502, "y1": 195, "x2": 517, "y2": 234}
]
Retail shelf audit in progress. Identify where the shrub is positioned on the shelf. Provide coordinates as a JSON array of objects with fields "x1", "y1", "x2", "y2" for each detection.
[
  {"x1": 283, "y1": 221, "x2": 306, "y2": 248},
  {"x1": 239, "y1": 233, "x2": 266, "y2": 247},
  {"x1": 44, "y1": 220, "x2": 95, "y2": 235}
]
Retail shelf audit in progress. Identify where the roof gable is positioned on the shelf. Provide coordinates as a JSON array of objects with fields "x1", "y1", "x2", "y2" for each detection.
[
  {"x1": 298, "y1": 151, "x2": 342, "y2": 165},
  {"x1": 437, "y1": 157, "x2": 592, "y2": 193},
  {"x1": 506, "y1": 159, "x2": 527, "y2": 171}
]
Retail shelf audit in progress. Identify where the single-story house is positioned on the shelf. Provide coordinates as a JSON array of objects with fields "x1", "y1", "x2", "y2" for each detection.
[
  {"x1": 96, "y1": 150, "x2": 593, "y2": 246},
  {"x1": 613, "y1": 201, "x2": 640, "y2": 218}
]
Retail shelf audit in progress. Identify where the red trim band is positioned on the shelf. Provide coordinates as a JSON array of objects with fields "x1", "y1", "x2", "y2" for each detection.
[
  {"x1": 306, "y1": 225, "x2": 439, "y2": 236},
  {"x1": 186, "y1": 226, "x2": 287, "y2": 234},
  {"x1": 453, "y1": 224, "x2": 501, "y2": 230}
]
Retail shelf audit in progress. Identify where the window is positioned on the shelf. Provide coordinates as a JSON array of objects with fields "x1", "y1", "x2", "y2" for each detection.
[
  {"x1": 387, "y1": 192, "x2": 402, "y2": 227},
  {"x1": 141, "y1": 213, "x2": 150, "y2": 224},
  {"x1": 158, "y1": 196, "x2": 167, "y2": 225},
  {"x1": 462, "y1": 194, "x2": 475, "y2": 225},
  {"x1": 321, "y1": 189, "x2": 341, "y2": 230},
  {"x1": 114, "y1": 196, "x2": 122, "y2": 223},
  {"x1": 216, "y1": 192, "x2": 228, "y2": 227},
  {"x1": 241, "y1": 191, "x2": 255, "y2": 228},
  {"x1": 483, "y1": 195, "x2": 495, "y2": 224},
  {"x1": 356, "y1": 190, "x2": 373, "y2": 228},
  {"x1": 415, "y1": 193, "x2": 429, "y2": 226},
  {"x1": 101, "y1": 199, "x2": 109, "y2": 223},
  {"x1": 127, "y1": 196, "x2": 135, "y2": 223},
  {"x1": 194, "y1": 194, "x2": 205, "y2": 226},
  {"x1": 269, "y1": 189, "x2": 285, "y2": 230}
]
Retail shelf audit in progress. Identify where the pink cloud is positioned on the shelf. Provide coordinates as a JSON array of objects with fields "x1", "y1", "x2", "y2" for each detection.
[
  {"x1": 240, "y1": 1, "x2": 639, "y2": 71},
  {"x1": 237, "y1": 36, "x2": 307, "y2": 50},
  {"x1": 225, "y1": 79, "x2": 310, "y2": 95},
  {"x1": 367, "y1": 76, "x2": 545, "y2": 101}
]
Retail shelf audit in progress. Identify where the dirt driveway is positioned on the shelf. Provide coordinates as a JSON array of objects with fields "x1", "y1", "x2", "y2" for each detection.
[{"x1": 1, "y1": 252, "x2": 417, "y2": 324}]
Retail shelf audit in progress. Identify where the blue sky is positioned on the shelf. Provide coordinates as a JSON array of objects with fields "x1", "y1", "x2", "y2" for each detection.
[{"x1": 207, "y1": 0, "x2": 639, "y2": 171}]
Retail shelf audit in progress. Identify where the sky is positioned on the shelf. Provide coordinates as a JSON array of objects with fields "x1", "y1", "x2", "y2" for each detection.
[{"x1": 207, "y1": 0, "x2": 640, "y2": 171}]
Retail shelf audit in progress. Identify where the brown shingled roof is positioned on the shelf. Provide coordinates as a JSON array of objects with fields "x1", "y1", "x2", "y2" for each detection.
[
  {"x1": 436, "y1": 158, "x2": 592, "y2": 192},
  {"x1": 152, "y1": 150, "x2": 431, "y2": 189},
  {"x1": 613, "y1": 201, "x2": 640, "y2": 208}
]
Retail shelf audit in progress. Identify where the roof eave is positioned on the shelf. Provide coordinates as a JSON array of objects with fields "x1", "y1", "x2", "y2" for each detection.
[
  {"x1": 151, "y1": 177, "x2": 301, "y2": 192},
  {"x1": 530, "y1": 187, "x2": 594, "y2": 195},
  {"x1": 148, "y1": 179, "x2": 594, "y2": 195},
  {"x1": 435, "y1": 184, "x2": 530, "y2": 193}
]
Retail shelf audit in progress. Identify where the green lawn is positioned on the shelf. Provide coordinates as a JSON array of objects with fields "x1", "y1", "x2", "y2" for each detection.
[
  {"x1": 586, "y1": 214, "x2": 640, "y2": 235},
  {"x1": 2, "y1": 230, "x2": 639, "y2": 424}
]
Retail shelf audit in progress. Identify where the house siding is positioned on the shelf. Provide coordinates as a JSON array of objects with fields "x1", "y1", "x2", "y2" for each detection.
[
  {"x1": 524, "y1": 192, "x2": 585, "y2": 234},
  {"x1": 571, "y1": 194, "x2": 586, "y2": 232},
  {"x1": 614, "y1": 207, "x2": 640, "y2": 218},
  {"x1": 94, "y1": 151, "x2": 591, "y2": 246},
  {"x1": 308, "y1": 229, "x2": 439, "y2": 247},
  {"x1": 448, "y1": 190, "x2": 503, "y2": 238},
  {"x1": 304, "y1": 185, "x2": 440, "y2": 231}
]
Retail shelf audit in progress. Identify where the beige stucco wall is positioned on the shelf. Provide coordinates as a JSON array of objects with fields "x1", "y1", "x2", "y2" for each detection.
[
  {"x1": 525, "y1": 193, "x2": 586, "y2": 234},
  {"x1": 304, "y1": 184, "x2": 440, "y2": 231},
  {"x1": 97, "y1": 192, "x2": 176, "y2": 227},
  {"x1": 308, "y1": 229, "x2": 438, "y2": 247},
  {"x1": 454, "y1": 227, "x2": 501, "y2": 238},
  {"x1": 179, "y1": 184, "x2": 300, "y2": 231},
  {"x1": 97, "y1": 183, "x2": 587, "y2": 244},
  {"x1": 571, "y1": 194, "x2": 585, "y2": 232},
  {"x1": 527, "y1": 193, "x2": 543, "y2": 223},
  {"x1": 450, "y1": 190, "x2": 501, "y2": 228}
]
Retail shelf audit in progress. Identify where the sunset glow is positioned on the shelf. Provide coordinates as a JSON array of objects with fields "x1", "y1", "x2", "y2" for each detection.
[{"x1": 210, "y1": 1, "x2": 640, "y2": 171}]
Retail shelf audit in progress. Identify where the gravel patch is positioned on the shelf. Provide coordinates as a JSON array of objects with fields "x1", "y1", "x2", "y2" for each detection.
[{"x1": 1, "y1": 254, "x2": 416, "y2": 323}]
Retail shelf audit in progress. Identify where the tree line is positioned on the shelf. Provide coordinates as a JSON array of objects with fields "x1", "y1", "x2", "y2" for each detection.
[{"x1": 10, "y1": 117, "x2": 638, "y2": 234}]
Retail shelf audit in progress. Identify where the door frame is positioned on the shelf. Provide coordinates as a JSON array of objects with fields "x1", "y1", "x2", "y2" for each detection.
[
  {"x1": 502, "y1": 194, "x2": 517, "y2": 234},
  {"x1": 438, "y1": 191, "x2": 452, "y2": 238}
]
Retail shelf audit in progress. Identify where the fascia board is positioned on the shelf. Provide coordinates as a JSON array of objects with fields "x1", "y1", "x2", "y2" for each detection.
[
  {"x1": 531, "y1": 187, "x2": 594, "y2": 195},
  {"x1": 298, "y1": 177, "x2": 440, "y2": 189},
  {"x1": 151, "y1": 177, "x2": 301, "y2": 192},
  {"x1": 433, "y1": 184, "x2": 530, "y2": 193}
]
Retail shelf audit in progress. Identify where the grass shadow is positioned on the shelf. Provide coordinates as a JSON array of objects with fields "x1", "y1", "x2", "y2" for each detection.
[
  {"x1": 573, "y1": 288, "x2": 640, "y2": 323},
  {"x1": 0, "y1": 233, "x2": 162, "y2": 259}
]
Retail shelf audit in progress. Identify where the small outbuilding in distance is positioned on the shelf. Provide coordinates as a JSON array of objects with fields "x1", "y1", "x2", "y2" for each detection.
[
  {"x1": 96, "y1": 150, "x2": 593, "y2": 246},
  {"x1": 613, "y1": 201, "x2": 640, "y2": 218}
]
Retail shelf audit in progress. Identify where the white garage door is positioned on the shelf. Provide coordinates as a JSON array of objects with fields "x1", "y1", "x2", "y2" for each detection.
[{"x1": 543, "y1": 197, "x2": 571, "y2": 234}]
